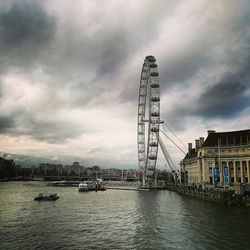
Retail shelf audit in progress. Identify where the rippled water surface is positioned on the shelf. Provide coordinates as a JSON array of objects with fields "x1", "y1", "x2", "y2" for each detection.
[{"x1": 1, "y1": 182, "x2": 250, "y2": 249}]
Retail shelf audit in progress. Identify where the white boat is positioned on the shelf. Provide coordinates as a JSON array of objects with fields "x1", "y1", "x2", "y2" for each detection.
[
  {"x1": 78, "y1": 182, "x2": 89, "y2": 191},
  {"x1": 78, "y1": 181, "x2": 96, "y2": 192}
]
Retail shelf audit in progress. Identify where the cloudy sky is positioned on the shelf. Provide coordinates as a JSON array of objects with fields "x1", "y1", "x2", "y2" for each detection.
[{"x1": 0, "y1": 0, "x2": 249, "y2": 168}]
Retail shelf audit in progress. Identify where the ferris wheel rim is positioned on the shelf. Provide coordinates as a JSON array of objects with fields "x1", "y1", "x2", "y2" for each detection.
[{"x1": 137, "y1": 55, "x2": 160, "y2": 180}]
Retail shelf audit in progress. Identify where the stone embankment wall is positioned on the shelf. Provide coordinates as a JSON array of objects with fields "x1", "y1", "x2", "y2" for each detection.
[{"x1": 164, "y1": 184, "x2": 250, "y2": 206}]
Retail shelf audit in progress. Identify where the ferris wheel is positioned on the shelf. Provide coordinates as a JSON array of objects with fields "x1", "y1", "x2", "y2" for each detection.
[{"x1": 137, "y1": 55, "x2": 161, "y2": 187}]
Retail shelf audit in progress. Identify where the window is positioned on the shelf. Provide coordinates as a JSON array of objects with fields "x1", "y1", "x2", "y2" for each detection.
[
  {"x1": 210, "y1": 177, "x2": 213, "y2": 184},
  {"x1": 228, "y1": 136, "x2": 234, "y2": 146},
  {"x1": 242, "y1": 135, "x2": 247, "y2": 145},
  {"x1": 235, "y1": 136, "x2": 240, "y2": 146}
]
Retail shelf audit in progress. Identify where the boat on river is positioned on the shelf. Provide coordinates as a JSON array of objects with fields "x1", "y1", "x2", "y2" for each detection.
[
  {"x1": 78, "y1": 181, "x2": 96, "y2": 192},
  {"x1": 34, "y1": 193, "x2": 59, "y2": 201},
  {"x1": 78, "y1": 179, "x2": 107, "y2": 192}
]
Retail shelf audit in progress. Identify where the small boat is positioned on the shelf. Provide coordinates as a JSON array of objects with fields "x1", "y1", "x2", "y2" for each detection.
[{"x1": 34, "y1": 193, "x2": 59, "y2": 201}]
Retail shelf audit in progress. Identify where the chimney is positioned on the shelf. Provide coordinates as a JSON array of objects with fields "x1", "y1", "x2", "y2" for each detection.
[
  {"x1": 195, "y1": 139, "x2": 199, "y2": 151},
  {"x1": 207, "y1": 130, "x2": 216, "y2": 135},
  {"x1": 188, "y1": 143, "x2": 192, "y2": 154},
  {"x1": 199, "y1": 137, "x2": 204, "y2": 147}
]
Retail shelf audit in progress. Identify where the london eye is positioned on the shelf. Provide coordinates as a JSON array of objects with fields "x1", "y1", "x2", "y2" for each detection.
[{"x1": 137, "y1": 55, "x2": 161, "y2": 188}]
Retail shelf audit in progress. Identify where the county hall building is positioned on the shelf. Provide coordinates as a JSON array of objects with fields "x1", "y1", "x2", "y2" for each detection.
[{"x1": 180, "y1": 129, "x2": 250, "y2": 187}]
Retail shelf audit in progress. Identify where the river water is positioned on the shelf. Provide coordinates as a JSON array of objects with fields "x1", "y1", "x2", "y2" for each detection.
[{"x1": 0, "y1": 181, "x2": 250, "y2": 250}]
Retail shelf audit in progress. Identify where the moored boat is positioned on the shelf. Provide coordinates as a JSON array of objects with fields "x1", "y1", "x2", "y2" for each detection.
[
  {"x1": 78, "y1": 181, "x2": 96, "y2": 192},
  {"x1": 78, "y1": 182, "x2": 89, "y2": 191},
  {"x1": 34, "y1": 193, "x2": 59, "y2": 201},
  {"x1": 78, "y1": 179, "x2": 107, "y2": 192}
]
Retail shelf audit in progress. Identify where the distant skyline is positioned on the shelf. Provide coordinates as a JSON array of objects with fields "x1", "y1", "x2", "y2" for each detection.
[{"x1": 0, "y1": 0, "x2": 249, "y2": 168}]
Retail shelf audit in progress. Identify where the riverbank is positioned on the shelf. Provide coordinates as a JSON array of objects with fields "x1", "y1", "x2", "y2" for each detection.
[{"x1": 164, "y1": 183, "x2": 250, "y2": 206}]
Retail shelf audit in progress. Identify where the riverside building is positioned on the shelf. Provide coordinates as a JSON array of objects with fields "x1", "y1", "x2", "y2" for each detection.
[{"x1": 180, "y1": 129, "x2": 250, "y2": 187}]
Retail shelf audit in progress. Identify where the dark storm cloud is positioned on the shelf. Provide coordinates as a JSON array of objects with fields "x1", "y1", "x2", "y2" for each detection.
[
  {"x1": 4, "y1": 114, "x2": 84, "y2": 144},
  {"x1": 160, "y1": 48, "x2": 209, "y2": 88},
  {"x1": 15, "y1": 114, "x2": 84, "y2": 143},
  {"x1": 75, "y1": 0, "x2": 179, "y2": 104},
  {"x1": 0, "y1": 81, "x2": 2, "y2": 98},
  {"x1": 192, "y1": 45, "x2": 250, "y2": 119},
  {"x1": 158, "y1": 1, "x2": 250, "y2": 92},
  {"x1": 165, "y1": 77, "x2": 250, "y2": 131},
  {"x1": 0, "y1": 0, "x2": 56, "y2": 70},
  {"x1": 27, "y1": 124, "x2": 77, "y2": 143},
  {"x1": 0, "y1": 2, "x2": 55, "y2": 47},
  {"x1": 193, "y1": 80, "x2": 249, "y2": 118},
  {"x1": 0, "y1": 116, "x2": 15, "y2": 132},
  {"x1": 95, "y1": 30, "x2": 129, "y2": 77},
  {"x1": 160, "y1": 0, "x2": 250, "y2": 130},
  {"x1": 0, "y1": 0, "x2": 176, "y2": 108},
  {"x1": 0, "y1": 0, "x2": 249, "y2": 151}
]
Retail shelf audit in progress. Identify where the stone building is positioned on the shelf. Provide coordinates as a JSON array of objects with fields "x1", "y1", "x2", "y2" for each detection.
[
  {"x1": 63, "y1": 162, "x2": 85, "y2": 175},
  {"x1": 181, "y1": 129, "x2": 250, "y2": 187}
]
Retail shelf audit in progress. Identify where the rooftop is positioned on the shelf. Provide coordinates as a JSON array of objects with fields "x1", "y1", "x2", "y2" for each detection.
[
  {"x1": 183, "y1": 129, "x2": 250, "y2": 160},
  {"x1": 203, "y1": 129, "x2": 250, "y2": 147}
]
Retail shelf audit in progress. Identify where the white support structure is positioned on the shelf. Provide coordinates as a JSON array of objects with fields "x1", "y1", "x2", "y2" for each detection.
[{"x1": 159, "y1": 135, "x2": 178, "y2": 172}]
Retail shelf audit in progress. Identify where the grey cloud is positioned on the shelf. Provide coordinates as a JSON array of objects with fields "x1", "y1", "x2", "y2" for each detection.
[
  {"x1": 159, "y1": 1, "x2": 250, "y2": 130},
  {"x1": 0, "y1": 0, "x2": 250, "y2": 165},
  {"x1": 160, "y1": 48, "x2": 209, "y2": 88},
  {"x1": 86, "y1": 147, "x2": 103, "y2": 155},
  {"x1": 58, "y1": 1, "x2": 178, "y2": 103},
  {"x1": 159, "y1": 1, "x2": 250, "y2": 91},
  {"x1": 0, "y1": 1, "x2": 56, "y2": 70},
  {"x1": 0, "y1": 2, "x2": 55, "y2": 47},
  {"x1": 165, "y1": 77, "x2": 249, "y2": 132},
  {"x1": 0, "y1": 0, "x2": 175, "y2": 107},
  {"x1": 97, "y1": 44, "x2": 127, "y2": 77},
  {"x1": 0, "y1": 108, "x2": 84, "y2": 143},
  {"x1": 193, "y1": 80, "x2": 249, "y2": 118},
  {"x1": 0, "y1": 116, "x2": 15, "y2": 132},
  {"x1": 0, "y1": 81, "x2": 2, "y2": 98},
  {"x1": 94, "y1": 1, "x2": 177, "y2": 77},
  {"x1": 16, "y1": 115, "x2": 83, "y2": 143}
]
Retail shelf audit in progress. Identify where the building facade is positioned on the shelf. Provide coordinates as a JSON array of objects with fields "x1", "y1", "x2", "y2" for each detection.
[
  {"x1": 181, "y1": 129, "x2": 250, "y2": 187},
  {"x1": 39, "y1": 163, "x2": 63, "y2": 175}
]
